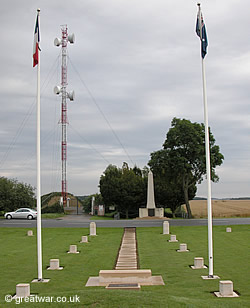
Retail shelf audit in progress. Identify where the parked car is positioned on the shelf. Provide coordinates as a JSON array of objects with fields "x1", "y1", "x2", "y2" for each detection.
[{"x1": 4, "y1": 208, "x2": 37, "y2": 220}]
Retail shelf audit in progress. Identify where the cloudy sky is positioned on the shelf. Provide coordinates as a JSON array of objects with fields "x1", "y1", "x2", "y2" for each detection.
[{"x1": 0, "y1": 0, "x2": 249, "y2": 199}]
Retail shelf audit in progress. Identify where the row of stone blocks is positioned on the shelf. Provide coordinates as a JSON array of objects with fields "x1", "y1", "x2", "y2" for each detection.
[
  {"x1": 168, "y1": 236, "x2": 206, "y2": 269},
  {"x1": 162, "y1": 221, "x2": 233, "y2": 235},
  {"x1": 163, "y1": 223, "x2": 238, "y2": 297},
  {"x1": 26, "y1": 222, "x2": 98, "y2": 237},
  {"x1": 14, "y1": 224, "x2": 98, "y2": 298},
  {"x1": 26, "y1": 223, "x2": 97, "y2": 272},
  {"x1": 18, "y1": 223, "x2": 236, "y2": 296},
  {"x1": 16, "y1": 279, "x2": 238, "y2": 297},
  {"x1": 168, "y1": 232, "x2": 207, "y2": 269},
  {"x1": 48, "y1": 236, "x2": 89, "y2": 270}
]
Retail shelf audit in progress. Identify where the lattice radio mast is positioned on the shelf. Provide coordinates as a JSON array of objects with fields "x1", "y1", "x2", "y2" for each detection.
[{"x1": 54, "y1": 25, "x2": 75, "y2": 206}]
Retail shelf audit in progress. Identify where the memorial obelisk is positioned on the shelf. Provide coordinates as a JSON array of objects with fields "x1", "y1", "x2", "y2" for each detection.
[
  {"x1": 139, "y1": 170, "x2": 164, "y2": 218},
  {"x1": 146, "y1": 170, "x2": 156, "y2": 216}
]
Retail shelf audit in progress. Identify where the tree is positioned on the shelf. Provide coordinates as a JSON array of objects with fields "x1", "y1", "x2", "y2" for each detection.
[
  {"x1": 99, "y1": 163, "x2": 147, "y2": 218},
  {"x1": 99, "y1": 164, "x2": 123, "y2": 209},
  {"x1": 0, "y1": 177, "x2": 35, "y2": 213},
  {"x1": 149, "y1": 118, "x2": 224, "y2": 218},
  {"x1": 149, "y1": 149, "x2": 196, "y2": 216},
  {"x1": 81, "y1": 193, "x2": 103, "y2": 213}
]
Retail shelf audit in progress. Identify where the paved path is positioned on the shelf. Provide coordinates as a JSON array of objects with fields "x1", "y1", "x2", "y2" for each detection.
[
  {"x1": 0, "y1": 217, "x2": 249, "y2": 228},
  {"x1": 115, "y1": 228, "x2": 138, "y2": 270}
]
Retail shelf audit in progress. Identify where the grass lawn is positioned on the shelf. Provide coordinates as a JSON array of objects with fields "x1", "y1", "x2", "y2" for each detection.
[{"x1": 0, "y1": 225, "x2": 249, "y2": 307}]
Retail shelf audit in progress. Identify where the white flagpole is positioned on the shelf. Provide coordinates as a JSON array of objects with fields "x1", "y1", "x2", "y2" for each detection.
[
  {"x1": 36, "y1": 8, "x2": 43, "y2": 281},
  {"x1": 202, "y1": 58, "x2": 214, "y2": 277},
  {"x1": 198, "y1": 3, "x2": 213, "y2": 277}
]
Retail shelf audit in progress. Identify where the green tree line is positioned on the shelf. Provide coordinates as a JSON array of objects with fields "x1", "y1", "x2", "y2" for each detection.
[
  {"x1": 0, "y1": 177, "x2": 35, "y2": 213},
  {"x1": 99, "y1": 118, "x2": 224, "y2": 218}
]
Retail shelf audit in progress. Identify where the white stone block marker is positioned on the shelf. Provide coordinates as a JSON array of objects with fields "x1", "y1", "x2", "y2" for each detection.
[
  {"x1": 168, "y1": 235, "x2": 178, "y2": 242},
  {"x1": 80, "y1": 236, "x2": 88, "y2": 243},
  {"x1": 191, "y1": 257, "x2": 207, "y2": 269},
  {"x1": 163, "y1": 221, "x2": 169, "y2": 235},
  {"x1": 47, "y1": 259, "x2": 63, "y2": 270},
  {"x1": 27, "y1": 230, "x2": 33, "y2": 236},
  {"x1": 177, "y1": 243, "x2": 189, "y2": 252},
  {"x1": 68, "y1": 245, "x2": 79, "y2": 254},
  {"x1": 226, "y1": 227, "x2": 232, "y2": 233},
  {"x1": 214, "y1": 280, "x2": 239, "y2": 297},
  {"x1": 15, "y1": 283, "x2": 30, "y2": 298},
  {"x1": 90, "y1": 222, "x2": 97, "y2": 236}
]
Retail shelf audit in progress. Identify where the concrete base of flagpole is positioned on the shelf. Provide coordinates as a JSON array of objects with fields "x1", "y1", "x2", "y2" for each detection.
[
  {"x1": 201, "y1": 275, "x2": 220, "y2": 280},
  {"x1": 31, "y1": 278, "x2": 50, "y2": 283}
]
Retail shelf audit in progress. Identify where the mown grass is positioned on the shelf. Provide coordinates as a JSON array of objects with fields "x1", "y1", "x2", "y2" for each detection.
[{"x1": 0, "y1": 225, "x2": 249, "y2": 307}]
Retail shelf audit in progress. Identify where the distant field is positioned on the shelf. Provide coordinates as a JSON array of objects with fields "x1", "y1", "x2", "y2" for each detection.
[{"x1": 183, "y1": 200, "x2": 250, "y2": 218}]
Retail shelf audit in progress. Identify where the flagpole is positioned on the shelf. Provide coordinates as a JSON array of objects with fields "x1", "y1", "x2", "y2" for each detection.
[
  {"x1": 197, "y1": 3, "x2": 213, "y2": 278},
  {"x1": 36, "y1": 8, "x2": 43, "y2": 281},
  {"x1": 201, "y1": 58, "x2": 213, "y2": 277}
]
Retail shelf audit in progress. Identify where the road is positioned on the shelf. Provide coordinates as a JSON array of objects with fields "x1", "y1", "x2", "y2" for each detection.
[{"x1": 0, "y1": 216, "x2": 250, "y2": 228}]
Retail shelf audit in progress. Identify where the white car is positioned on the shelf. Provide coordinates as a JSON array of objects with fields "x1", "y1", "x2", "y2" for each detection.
[{"x1": 4, "y1": 208, "x2": 37, "y2": 220}]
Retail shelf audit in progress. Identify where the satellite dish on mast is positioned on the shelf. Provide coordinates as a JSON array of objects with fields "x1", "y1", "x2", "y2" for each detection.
[
  {"x1": 54, "y1": 86, "x2": 61, "y2": 95},
  {"x1": 68, "y1": 90, "x2": 75, "y2": 101},
  {"x1": 54, "y1": 37, "x2": 62, "y2": 47},
  {"x1": 68, "y1": 33, "x2": 75, "y2": 44}
]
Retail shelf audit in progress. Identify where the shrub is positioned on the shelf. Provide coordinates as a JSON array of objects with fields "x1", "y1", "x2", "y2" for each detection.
[{"x1": 41, "y1": 202, "x2": 64, "y2": 214}]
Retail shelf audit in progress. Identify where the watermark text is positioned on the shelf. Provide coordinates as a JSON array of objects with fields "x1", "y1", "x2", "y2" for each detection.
[{"x1": 5, "y1": 294, "x2": 80, "y2": 305}]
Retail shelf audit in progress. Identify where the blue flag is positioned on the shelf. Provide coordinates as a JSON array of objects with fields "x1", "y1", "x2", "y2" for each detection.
[{"x1": 196, "y1": 12, "x2": 208, "y2": 58}]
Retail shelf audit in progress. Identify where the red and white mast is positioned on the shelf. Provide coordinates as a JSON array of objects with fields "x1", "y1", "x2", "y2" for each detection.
[{"x1": 54, "y1": 25, "x2": 75, "y2": 206}]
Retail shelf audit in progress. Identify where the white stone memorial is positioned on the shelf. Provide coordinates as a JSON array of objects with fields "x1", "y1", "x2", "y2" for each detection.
[
  {"x1": 80, "y1": 236, "x2": 88, "y2": 243},
  {"x1": 163, "y1": 221, "x2": 169, "y2": 235},
  {"x1": 226, "y1": 227, "x2": 232, "y2": 233},
  {"x1": 147, "y1": 170, "x2": 156, "y2": 209},
  {"x1": 139, "y1": 170, "x2": 164, "y2": 218},
  {"x1": 191, "y1": 257, "x2": 207, "y2": 269},
  {"x1": 47, "y1": 258, "x2": 63, "y2": 270},
  {"x1": 27, "y1": 230, "x2": 33, "y2": 236},
  {"x1": 90, "y1": 222, "x2": 97, "y2": 236},
  {"x1": 214, "y1": 280, "x2": 239, "y2": 297},
  {"x1": 177, "y1": 243, "x2": 189, "y2": 252},
  {"x1": 68, "y1": 244, "x2": 79, "y2": 254},
  {"x1": 16, "y1": 283, "x2": 30, "y2": 298},
  {"x1": 169, "y1": 234, "x2": 178, "y2": 242}
]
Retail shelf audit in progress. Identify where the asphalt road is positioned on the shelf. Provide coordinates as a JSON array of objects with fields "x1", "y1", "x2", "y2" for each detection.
[{"x1": 0, "y1": 217, "x2": 250, "y2": 228}]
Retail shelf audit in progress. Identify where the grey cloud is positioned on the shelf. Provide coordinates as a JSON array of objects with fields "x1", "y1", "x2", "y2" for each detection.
[{"x1": 0, "y1": 0, "x2": 249, "y2": 198}]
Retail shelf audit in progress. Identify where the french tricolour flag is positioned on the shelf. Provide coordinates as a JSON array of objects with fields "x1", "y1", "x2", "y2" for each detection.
[{"x1": 33, "y1": 14, "x2": 40, "y2": 67}]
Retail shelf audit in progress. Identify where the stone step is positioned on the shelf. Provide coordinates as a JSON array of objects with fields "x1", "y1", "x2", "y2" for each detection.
[
  {"x1": 106, "y1": 283, "x2": 141, "y2": 290},
  {"x1": 117, "y1": 262, "x2": 137, "y2": 265},
  {"x1": 99, "y1": 270, "x2": 152, "y2": 285},
  {"x1": 115, "y1": 267, "x2": 138, "y2": 270},
  {"x1": 117, "y1": 258, "x2": 137, "y2": 262}
]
